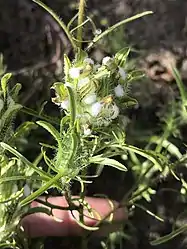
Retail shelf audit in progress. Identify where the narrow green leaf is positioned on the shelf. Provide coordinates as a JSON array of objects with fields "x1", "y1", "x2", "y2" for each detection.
[
  {"x1": 0, "y1": 175, "x2": 37, "y2": 184},
  {"x1": 122, "y1": 96, "x2": 138, "y2": 108},
  {"x1": 20, "y1": 170, "x2": 66, "y2": 207},
  {"x1": 150, "y1": 224, "x2": 187, "y2": 246},
  {"x1": 90, "y1": 156, "x2": 127, "y2": 171},
  {"x1": 1, "y1": 73, "x2": 12, "y2": 99},
  {"x1": 172, "y1": 67, "x2": 187, "y2": 107},
  {"x1": 87, "y1": 11, "x2": 153, "y2": 50},
  {"x1": 110, "y1": 144, "x2": 164, "y2": 171},
  {"x1": 36, "y1": 121, "x2": 61, "y2": 146},
  {"x1": 0, "y1": 142, "x2": 52, "y2": 181},
  {"x1": 115, "y1": 47, "x2": 130, "y2": 67},
  {"x1": 9, "y1": 83, "x2": 22, "y2": 101},
  {"x1": 64, "y1": 54, "x2": 71, "y2": 81},
  {"x1": 149, "y1": 136, "x2": 182, "y2": 159},
  {"x1": 12, "y1": 121, "x2": 38, "y2": 141}
]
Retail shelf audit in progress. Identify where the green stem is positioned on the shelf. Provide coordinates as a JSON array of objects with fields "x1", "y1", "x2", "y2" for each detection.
[
  {"x1": 77, "y1": 0, "x2": 86, "y2": 48},
  {"x1": 66, "y1": 86, "x2": 76, "y2": 128},
  {"x1": 20, "y1": 125, "x2": 78, "y2": 207},
  {"x1": 20, "y1": 170, "x2": 66, "y2": 207}
]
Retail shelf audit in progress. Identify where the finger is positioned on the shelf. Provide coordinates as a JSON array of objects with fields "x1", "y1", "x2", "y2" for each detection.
[{"x1": 22, "y1": 196, "x2": 127, "y2": 237}]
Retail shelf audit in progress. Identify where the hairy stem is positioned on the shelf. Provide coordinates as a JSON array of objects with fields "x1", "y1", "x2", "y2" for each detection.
[{"x1": 77, "y1": 0, "x2": 86, "y2": 48}]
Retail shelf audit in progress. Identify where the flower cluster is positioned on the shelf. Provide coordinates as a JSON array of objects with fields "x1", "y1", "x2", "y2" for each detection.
[{"x1": 51, "y1": 49, "x2": 134, "y2": 135}]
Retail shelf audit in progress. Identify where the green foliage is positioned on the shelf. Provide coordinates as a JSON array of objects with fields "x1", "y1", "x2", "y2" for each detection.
[{"x1": 3, "y1": 1, "x2": 187, "y2": 249}]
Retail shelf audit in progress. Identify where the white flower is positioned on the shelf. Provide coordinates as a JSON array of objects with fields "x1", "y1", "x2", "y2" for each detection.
[
  {"x1": 94, "y1": 29, "x2": 102, "y2": 35},
  {"x1": 60, "y1": 99, "x2": 69, "y2": 110},
  {"x1": 111, "y1": 104, "x2": 119, "y2": 119},
  {"x1": 91, "y1": 102, "x2": 103, "y2": 117},
  {"x1": 69, "y1": 67, "x2": 81, "y2": 79},
  {"x1": 118, "y1": 67, "x2": 126, "y2": 80},
  {"x1": 84, "y1": 58, "x2": 94, "y2": 65},
  {"x1": 102, "y1": 56, "x2": 112, "y2": 65},
  {"x1": 77, "y1": 77, "x2": 90, "y2": 88},
  {"x1": 24, "y1": 184, "x2": 31, "y2": 197},
  {"x1": 114, "y1": 84, "x2": 124, "y2": 97},
  {"x1": 82, "y1": 93, "x2": 97, "y2": 105},
  {"x1": 83, "y1": 127, "x2": 92, "y2": 136}
]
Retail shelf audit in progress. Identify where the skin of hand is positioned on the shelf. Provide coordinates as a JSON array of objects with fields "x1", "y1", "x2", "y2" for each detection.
[{"x1": 22, "y1": 196, "x2": 127, "y2": 237}]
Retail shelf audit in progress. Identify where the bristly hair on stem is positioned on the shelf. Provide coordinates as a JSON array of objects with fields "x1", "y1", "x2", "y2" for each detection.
[{"x1": 77, "y1": 0, "x2": 86, "y2": 49}]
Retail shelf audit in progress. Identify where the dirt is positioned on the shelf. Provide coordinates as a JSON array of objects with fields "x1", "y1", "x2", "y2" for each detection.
[{"x1": 1, "y1": 1, "x2": 187, "y2": 249}]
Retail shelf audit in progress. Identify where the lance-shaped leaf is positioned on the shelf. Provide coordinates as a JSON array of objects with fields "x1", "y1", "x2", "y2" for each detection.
[
  {"x1": 89, "y1": 156, "x2": 127, "y2": 171},
  {"x1": 1, "y1": 73, "x2": 12, "y2": 100},
  {"x1": 115, "y1": 47, "x2": 130, "y2": 67},
  {"x1": 64, "y1": 54, "x2": 71, "y2": 81}
]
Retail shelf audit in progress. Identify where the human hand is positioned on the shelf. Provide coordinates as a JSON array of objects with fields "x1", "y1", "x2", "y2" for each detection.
[{"x1": 22, "y1": 196, "x2": 127, "y2": 237}]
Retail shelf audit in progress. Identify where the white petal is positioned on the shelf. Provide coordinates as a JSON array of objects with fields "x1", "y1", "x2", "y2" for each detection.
[
  {"x1": 84, "y1": 58, "x2": 94, "y2": 65},
  {"x1": 118, "y1": 67, "x2": 126, "y2": 80},
  {"x1": 82, "y1": 93, "x2": 97, "y2": 105},
  {"x1": 69, "y1": 67, "x2": 81, "y2": 79},
  {"x1": 102, "y1": 56, "x2": 112, "y2": 65},
  {"x1": 24, "y1": 184, "x2": 31, "y2": 197},
  {"x1": 84, "y1": 128, "x2": 92, "y2": 136},
  {"x1": 114, "y1": 84, "x2": 124, "y2": 97},
  {"x1": 60, "y1": 99, "x2": 69, "y2": 110},
  {"x1": 91, "y1": 102, "x2": 103, "y2": 117},
  {"x1": 94, "y1": 29, "x2": 102, "y2": 35}
]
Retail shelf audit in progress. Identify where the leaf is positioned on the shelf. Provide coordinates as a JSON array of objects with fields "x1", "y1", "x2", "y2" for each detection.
[
  {"x1": 9, "y1": 83, "x2": 22, "y2": 101},
  {"x1": 64, "y1": 54, "x2": 71, "y2": 81},
  {"x1": 75, "y1": 48, "x2": 88, "y2": 64},
  {"x1": 0, "y1": 176, "x2": 28, "y2": 184},
  {"x1": 89, "y1": 156, "x2": 127, "y2": 171},
  {"x1": 111, "y1": 144, "x2": 165, "y2": 171},
  {"x1": 12, "y1": 121, "x2": 38, "y2": 141},
  {"x1": 1, "y1": 73, "x2": 12, "y2": 100},
  {"x1": 128, "y1": 70, "x2": 144, "y2": 82},
  {"x1": 36, "y1": 121, "x2": 61, "y2": 147},
  {"x1": 20, "y1": 170, "x2": 66, "y2": 207},
  {"x1": 87, "y1": 11, "x2": 153, "y2": 50},
  {"x1": 172, "y1": 67, "x2": 187, "y2": 108},
  {"x1": 51, "y1": 82, "x2": 68, "y2": 104},
  {"x1": 41, "y1": 147, "x2": 58, "y2": 173},
  {"x1": 0, "y1": 53, "x2": 7, "y2": 76},
  {"x1": 115, "y1": 47, "x2": 130, "y2": 67},
  {"x1": 0, "y1": 103, "x2": 22, "y2": 142},
  {"x1": 21, "y1": 106, "x2": 60, "y2": 125},
  {"x1": 122, "y1": 95, "x2": 138, "y2": 108},
  {"x1": 150, "y1": 224, "x2": 187, "y2": 246},
  {"x1": 149, "y1": 136, "x2": 182, "y2": 159},
  {"x1": 0, "y1": 142, "x2": 52, "y2": 181}
]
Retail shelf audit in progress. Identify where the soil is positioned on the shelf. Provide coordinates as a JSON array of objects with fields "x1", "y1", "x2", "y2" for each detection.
[{"x1": 1, "y1": 0, "x2": 187, "y2": 249}]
